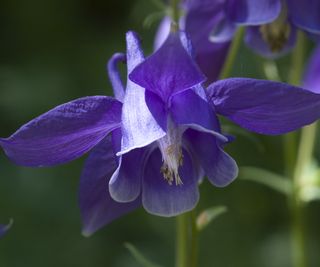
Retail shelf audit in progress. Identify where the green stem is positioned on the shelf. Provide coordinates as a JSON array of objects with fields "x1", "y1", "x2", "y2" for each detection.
[
  {"x1": 175, "y1": 211, "x2": 199, "y2": 267},
  {"x1": 190, "y1": 210, "x2": 198, "y2": 267},
  {"x1": 170, "y1": 0, "x2": 180, "y2": 26},
  {"x1": 284, "y1": 30, "x2": 306, "y2": 176},
  {"x1": 175, "y1": 213, "x2": 190, "y2": 267},
  {"x1": 286, "y1": 31, "x2": 311, "y2": 267},
  {"x1": 219, "y1": 27, "x2": 244, "y2": 79}
]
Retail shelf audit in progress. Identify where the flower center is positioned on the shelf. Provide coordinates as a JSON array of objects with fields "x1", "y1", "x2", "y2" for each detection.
[
  {"x1": 259, "y1": 2, "x2": 290, "y2": 52},
  {"x1": 157, "y1": 119, "x2": 184, "y2": 186}
]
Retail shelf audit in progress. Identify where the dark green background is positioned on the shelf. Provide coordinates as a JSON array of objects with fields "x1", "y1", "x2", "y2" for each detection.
[{"x1": 0, "y1": 0, "x2": 319, "y2": 266}]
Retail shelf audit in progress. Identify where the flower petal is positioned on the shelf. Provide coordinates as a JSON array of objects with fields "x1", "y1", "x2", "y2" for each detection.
[
  {"x1": 170, "y1": 89, "x2": 227, "y2": 141},
  {"x1": 109, "y1": 147, "x2": 149, "y2": 203},
  {"x1": 0, "y1": 220, "x2": 12, "y2": 238},
  {"x1": 245, "y1": 25, "x2": 297, "y2": 58},
  {"x1": 303, "y1": 45, "x2": 320, "y2": 93},
  {"x1": 0, "y1": 96, "x2": 121, "y2": 167},
  {"x1": 154, "y1": 17, "x2": 171, "y2": 51},
  {"x1": 184, "y1": 129, "x2": 238, "y2": 187},
  {"x1": 120, "y1": 32, "x2": 166, "y2": 155},
  {"x1": 79, "y1": 136, "x2": 141, "y2": 236},
  {"x1": 208, "y1": 78, "x2": 320, "y2": 135},
  {"x1": 227, "y1": 0, "x2": 281, "y2": 25},
  {"x1": 288, "y1": 0, "x2": 320, "y2": 34},
  {"x1": 107, "y1": 53, "x2": 126, "y2": 102},
  {"x1": 142, "y1": 149, "x2": 199, "y2": 216},
  {"x1": 129, "y1": 32, "x2": 206, "y2": 102},
  {"x1": 209, "y1": 17, "x2": 237, "y2": 43}
]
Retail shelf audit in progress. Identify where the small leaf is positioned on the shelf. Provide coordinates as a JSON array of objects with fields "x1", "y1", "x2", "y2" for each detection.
[
  {"x1": 240, "y1": 167, "x2": 292, "y2": 195},
  {"x1": 124, "y1": 242, "x2": 164, "y2": 267},
  {"x1": 196, "y1": 206, "x2": 227, "y2": 231}
]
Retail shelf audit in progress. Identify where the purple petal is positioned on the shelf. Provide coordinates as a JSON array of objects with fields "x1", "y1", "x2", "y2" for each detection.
[
  {"x1": 170, "y1": 89, "x2": 227, "y2": 141},
  {"x1": 0, "y1": 96, "x2": 121, "y2": 167},
  {"x1": 79, "y1": 137, "x2": 140, "y2": 236},
  {"x1": 109, "y1": 147, "x2": 149, "y2": 203},
  {"x1": 154, "y1": 17, "x2": 171, "y2": 51},
  {"x1": 142, "y1": 149, "x2": 199, "y2": 216},
  {"x1": 145, "y1": 91, "x2": 167, "y2": 131},
  {"x1": 303, "y1": 45, "x2": 320, "y2": 93},
  {"x1": 208, "y1": 78, "x2": 320, "y2": 135},
  {"x1": 245, "y1": 25, "x2": 297, "y2": 58},
  {"x1": 288, "y1": 0, "x2": 320, "y2": 34},
  {"x1": 107, "y1": 53, "x2": 126, "y2": 102},
  {"x1": 227, "y1": 0, "x2": 281, "y2": 25},
  {"x1": 120, "y1": 32, "x2": 166, "y2": 155},
  {"x1": 209, "y1": 17, "x2": 237, "y2": 43},
  {"x1": 184, "y1": 129, "x2": 238, "y2": 187},
  {"x1": 0, "y1": 220, "x2": 12, "y2": 238},
  {"x1": 126, "y1": 31, "x2": 144, "y2": 74},
  {"x1": 129, "y1": 32, "x2": 206, "y2": 102}
]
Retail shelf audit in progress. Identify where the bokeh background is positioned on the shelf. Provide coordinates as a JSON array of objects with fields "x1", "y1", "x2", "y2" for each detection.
[{"x1": 0, "y1": 0, "x2": 320, "y2": 266}]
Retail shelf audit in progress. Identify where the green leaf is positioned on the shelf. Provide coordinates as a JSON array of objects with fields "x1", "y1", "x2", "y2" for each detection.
[
  {"x1": 124, "y1": 243, "x2": 164, "y2": 267},
  {"x1": 239, "y1": 167, "x2": 292, "y2": 195},
  {"x1": 196, "y1": 206, "x2": 227, "y2": 231}
]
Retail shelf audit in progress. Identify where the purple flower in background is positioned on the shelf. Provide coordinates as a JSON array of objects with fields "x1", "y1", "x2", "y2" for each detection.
[
  {"x1": 303, "y1": 45, "x2": 320, "y2": 93},
  {"x1": 208, "y1": 0, "x2": 320, "y2": 57},
  {"x1": 0, "y1": 219, "x2": 12, "y2": 238},
  {"x1": 155, "y1": 0, "x2": 230, "y2": 83}
]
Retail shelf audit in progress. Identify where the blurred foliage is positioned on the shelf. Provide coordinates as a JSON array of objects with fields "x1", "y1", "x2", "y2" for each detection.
[{"x1": 0, "y1": 0, "x2": 320, "y2": 267}]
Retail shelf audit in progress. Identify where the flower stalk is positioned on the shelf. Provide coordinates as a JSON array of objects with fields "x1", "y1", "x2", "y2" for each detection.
[
  {"x1": 175, "y1": 211, "x2": 199, "y2": 267},
  {"x1": 171, "y1": 0, "x2": 180, "y2": 27},
  {"x1": 287, "y1": 30, "x2": 310, "y2": 267},
  {"x1": 219, "y1": 27, "x2": 244, "y2": 80},
  {"x1": 175, "y1": 213, "x2": 190, "y2": 267}
]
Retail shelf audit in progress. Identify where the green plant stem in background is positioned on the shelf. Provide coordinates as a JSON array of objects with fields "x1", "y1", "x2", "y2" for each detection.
[
  {"x1": 287, "y1": 30, "x2": 311, "y2": 267},
  {"x1": 175, "y1": 213, "x2": 190, "y2": 267},
  {"x1": 190, "y1": 210, "x2": 198, "y2": 267},
  {"x1": 175, "y1": 211, "x2": 199, "y2": 267},
  {"x1": 219, "y1": 27, "x2": 244, "y2": 80},
  {"x1": 284, "y1": 30, "x2": 306, "y2": 176}
]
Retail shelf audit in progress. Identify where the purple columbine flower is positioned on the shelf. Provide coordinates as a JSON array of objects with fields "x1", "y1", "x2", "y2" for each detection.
[
  {"x1": 207, "y1": 0, "x2": 320, "y2": 58},
  {"x1": 155, "y1": 0, "x2": 230, "y2": 83},
  {"x1": 2, "y1": 30, "x2": 320, "y2": 236},
  {"x1": 114, "y1": 30, "x2": 238, "y2": 218}
]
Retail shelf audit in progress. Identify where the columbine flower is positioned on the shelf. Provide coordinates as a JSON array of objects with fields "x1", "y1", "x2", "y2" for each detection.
[
  {"x1": 114, "y1": 30, "x2": 238, "y2": 218},
  {"x1": 208, "y1": 0, "x2": 320, "y2": 58},
  {"x1": 2, "y1": 30, "x2": 320, "y2": 237},
  {"x1": 155, "y1": 0, "x2": 230, "y2": 83},
  {"x1": 0, "y1": 219, "x2": 12, "y2": 238}
]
